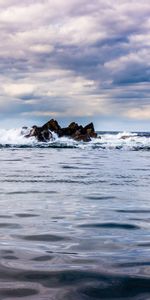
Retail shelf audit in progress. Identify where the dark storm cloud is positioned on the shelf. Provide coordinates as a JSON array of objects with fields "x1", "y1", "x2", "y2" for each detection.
[
  {"x1": 0, "y1": 0, "x2": 150, "y2": 128},
  {"x1": 113, "y1": 63, "x2": 150, "y2": 85}
]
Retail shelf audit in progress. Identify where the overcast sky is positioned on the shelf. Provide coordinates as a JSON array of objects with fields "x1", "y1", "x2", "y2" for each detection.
[{"x1": 0, "y1": 0, "x2": 150, "y2": 130}]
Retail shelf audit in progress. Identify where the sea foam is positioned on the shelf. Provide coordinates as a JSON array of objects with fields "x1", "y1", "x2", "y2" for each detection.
[{"x1": 0, "y1": 128, "x2": 149, "y2": 150}]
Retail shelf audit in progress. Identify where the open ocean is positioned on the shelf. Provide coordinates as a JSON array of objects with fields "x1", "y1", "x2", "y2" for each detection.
[{"x1": 0, "y1": 129, "x2": 150, "y2": 299}]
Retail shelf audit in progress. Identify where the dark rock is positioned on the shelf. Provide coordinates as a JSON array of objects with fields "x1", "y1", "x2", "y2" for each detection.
[
  {"x1": 68, "y1": 122, "x2": 80, "y2": 133},
  {"x1": 25, "y1": 119, "x2": 97, "y2": 142},
  {"x1": 41, "y1": 129, "x2": 52, "y2": 141},
  {"x1": 59, "y1": 122, "x2": 79, "y2": 137},
  {"x1": 72, "y1": 131, "x2": 91, "y2": 142},
  {"x1": 25, "y1": 126, "x2": 52, "y2": 142},
  {"x1": 42, "y1": 119, "x2": 61, "y2": 135},
  {"x1": 82, "y1": 123, "x2": 97, "y2": 138}
]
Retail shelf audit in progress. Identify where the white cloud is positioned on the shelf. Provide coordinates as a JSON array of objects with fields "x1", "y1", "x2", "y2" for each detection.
[
  {"x1": 125, "y1": 106, "x2": 150, "y2": 120},
  {"x1": 3, "y1": 83, "x2": 35, "y2": 97}
]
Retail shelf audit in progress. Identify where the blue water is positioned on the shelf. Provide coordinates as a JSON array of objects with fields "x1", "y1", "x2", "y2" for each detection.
[{"x1": 0, "y1": 132, "x2": 150, "y2": 299}]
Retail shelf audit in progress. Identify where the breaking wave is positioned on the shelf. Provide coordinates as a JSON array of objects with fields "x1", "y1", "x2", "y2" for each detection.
[{"x1": 0, "y1": 128, "x2": 150, "y2": 151}]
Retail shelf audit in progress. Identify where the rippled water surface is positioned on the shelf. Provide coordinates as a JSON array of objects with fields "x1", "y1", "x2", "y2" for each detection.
[{"x1": 0, "y1": 142, "x2": 150, "y2": 299}]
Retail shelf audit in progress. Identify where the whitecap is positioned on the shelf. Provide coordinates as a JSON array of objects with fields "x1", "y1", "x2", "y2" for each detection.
[{"x1": 0, "y1": 128, "x2": 149, "y2": 151}]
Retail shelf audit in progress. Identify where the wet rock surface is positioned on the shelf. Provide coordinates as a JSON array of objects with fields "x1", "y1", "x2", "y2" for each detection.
[{"x1": 25, "y1": 119, "x2": 97, "y2": 142}]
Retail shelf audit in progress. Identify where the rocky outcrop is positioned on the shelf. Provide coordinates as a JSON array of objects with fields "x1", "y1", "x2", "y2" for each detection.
[
  {"x1": 25, "y1": 125, "x2": 52, "y2": 142},
  {"x1": 25, "y1": 119, "x2": 97, "y2": 142}
]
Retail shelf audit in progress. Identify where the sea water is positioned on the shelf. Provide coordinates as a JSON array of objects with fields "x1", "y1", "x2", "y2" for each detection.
[{"x1": 0, "y1": 129, "x2": 150, "y2": 299}]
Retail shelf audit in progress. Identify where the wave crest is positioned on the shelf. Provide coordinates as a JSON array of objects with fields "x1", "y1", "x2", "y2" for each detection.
[{"x1": 0, "y1": 128, "x2": 149, "y2": 151}]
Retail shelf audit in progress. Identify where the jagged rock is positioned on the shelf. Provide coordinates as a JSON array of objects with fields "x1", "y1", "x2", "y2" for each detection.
[
  {"x1": 42, "y1": 119, "x2": 61, "y2": 135},
  {"x1": 69, "y1": 122, "x2": 79, "y2": 131},
  {"x1": 25, "y1": 125, "x2": 52, "y2": 142},
  {"x1": 83, "y1": 123, "x2": 97, "y2": 138},
  {"x1": 25, "y1": 119, "x2": 97, "y2": 142},
  {"x1": 59, "y1": 122, "x2": 82, "y2": 137},
  {"x1": 72, "y1": 130, "x2": 91, "y2": 142}
]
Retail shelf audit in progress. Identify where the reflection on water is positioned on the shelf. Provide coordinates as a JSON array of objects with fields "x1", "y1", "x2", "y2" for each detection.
[{"x1": 0, "y1": 148, "x2": 150, "y2": 299}]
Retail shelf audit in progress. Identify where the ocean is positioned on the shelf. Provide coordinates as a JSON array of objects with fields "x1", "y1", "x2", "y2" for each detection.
[{"x1": 0, "y1": 129, "x2": 150, "y2": 299}]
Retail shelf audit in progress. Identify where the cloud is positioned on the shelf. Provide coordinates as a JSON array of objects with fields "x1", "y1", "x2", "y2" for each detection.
[
  {"x1": 125, "y1": 106, "x2": 150, "y2": 120},
  {"x1": 0, "y1": 0, "x2": 150, "y2": 129},
  {"x1": 3, "y1": 83, "x2": 35, "y2": 97}
]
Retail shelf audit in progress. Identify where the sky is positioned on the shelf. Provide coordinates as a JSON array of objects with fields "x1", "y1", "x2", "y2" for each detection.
[{"x1": 0, "y1": 0, "x2": 150, "y2": 131}]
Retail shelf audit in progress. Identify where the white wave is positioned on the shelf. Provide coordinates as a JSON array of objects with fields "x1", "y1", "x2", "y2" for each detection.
[
  {"x1": 0, "y1": 128, "x2": 36, "y2": 146},
  {"x1": 0, "y1": 128, "x2": 149, "y2": 150},
  {"x1": 93, "y1": 132, "x2": 150, "y2": 150}
]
